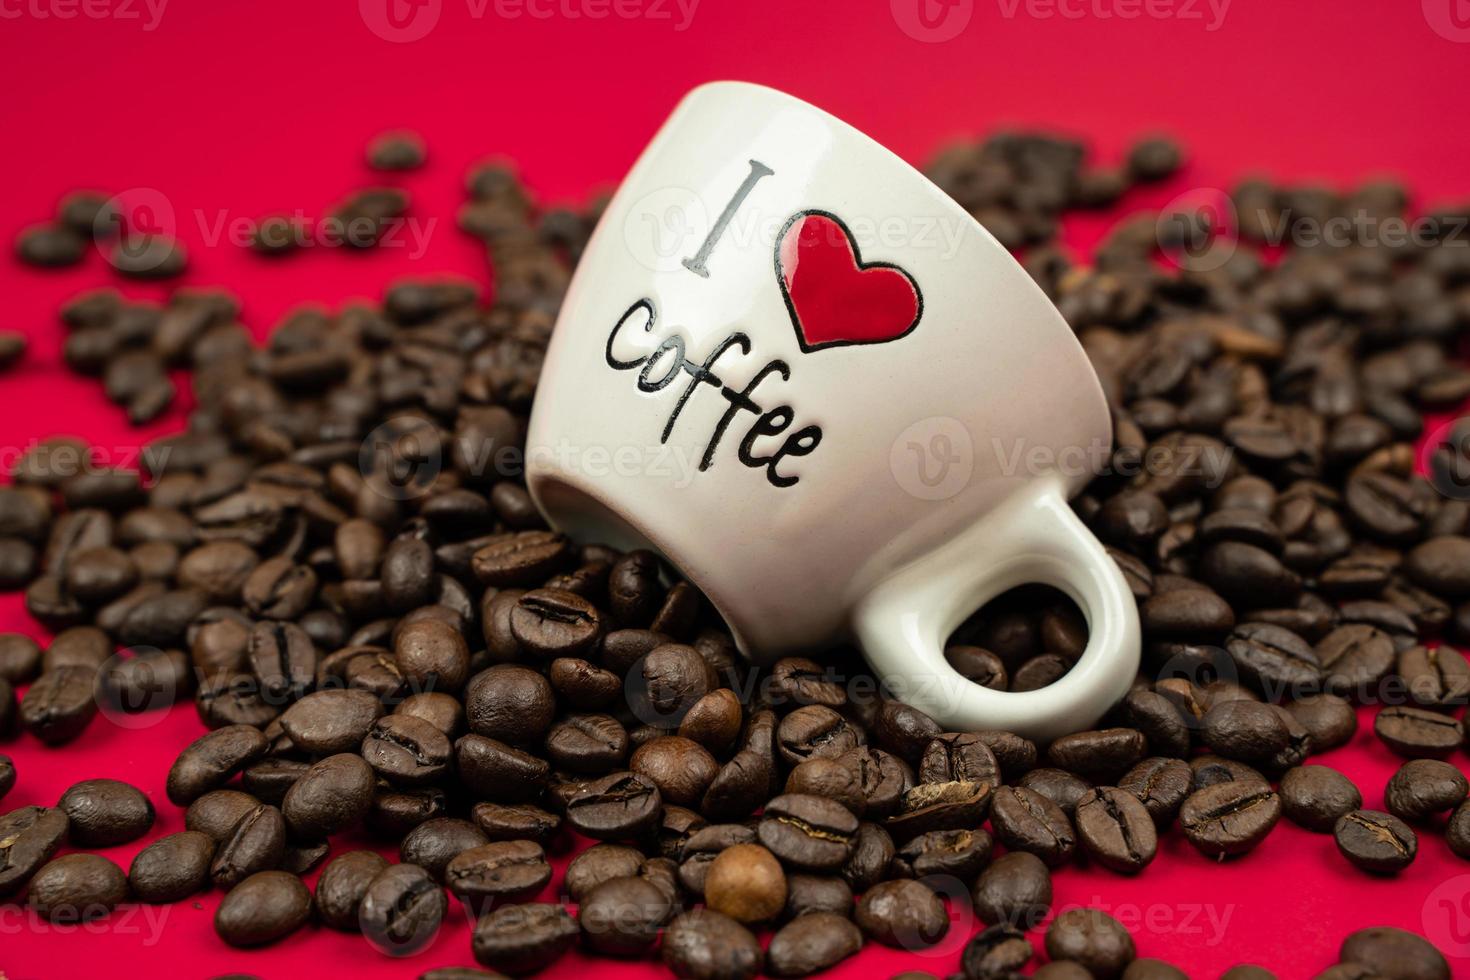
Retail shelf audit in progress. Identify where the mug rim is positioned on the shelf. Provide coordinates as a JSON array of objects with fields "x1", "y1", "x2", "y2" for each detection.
[{"x1": 687, "y1": 79, "x2": 1110, "y2": 447}]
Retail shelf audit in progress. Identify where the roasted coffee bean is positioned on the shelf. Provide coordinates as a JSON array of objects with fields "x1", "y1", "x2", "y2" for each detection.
[
  {"x1": 184, "y1": 789, "x2": 261, "y2": 841},
  {"x1": 1118, "y1": 758, "x2": 1193, "y2": 826},
  {"x1": 675, "y1": 825, "x2": 755, "y2": 898},
  {"x1": 761, "y1": 657, "x2": 842, "y2": 709},
  {"x1": 316, "y1": 850, "x2": 390, "y2": 930},
  {"x1": 1384, "y1": 759, "x2": 1467, "y2": 822},
  {"x1": 1140, "y1": 587, "x2": 1235, "y2": 638},
  {"x1": 510, "y1": 588, "x2": 602, "y2": 657},
  {"x1": 989, "y1": 786, "x2": 1075, "y2": 867},
  {"x1": 785, "y1": 758, "x2": 868, "y2": 816},
  {"x1": 1179, "y1": 781, "x2": 1281, "y2": 857},
  {"x1": 393, "y1": 619, "x2": 470, "y2": 695},
  {"x1": 962, "y1": 923, "x2": 1034, "y2": 980},
  {"x1": 456, "y1": 734, "x2": 549, "y2": 802},
  {"x1": 211, "y1": 803, "x2": 286, "y2": 888},
  {"x1": 279, "y1": 688, "x2": 385, "y2": 755},
  {"x1": 855, "y1": 878, "x2": 948, "y2": 949},
  {"x1": 445, "y1": 840, "x2": 551, "y2": 910},
  {"x1": 627, "y1": 643, "x2": 716, "y2": 728},
  {"x1": 1019, "y1": 767, "x2": 1093, "y2": 817},
  {"x1": 1120, "y1": 690, "x2": 1191, "y2": 758},
  {"x1": 195, "y1": 670, "x2": 281, "y2": 729},
  {"x1": 358, "y1": 862, "x2": 449, "y2": 956},
  {"x1": 400, "y1": 818, "x2": 489, "y2": 881},
  {"x1": 758, "y1": 794, "x2": 858, "y2": 871},
  {"x1": 945, "y1": 646, "x2": 1009, "y2": 690},
  {"x1": 972, "y1": 851, "x2": 1051, "y2": 929},
  {"x1": 698, "y1": 841, "x2": 786, "y2": 924},
  {"x1": 1074, "y1": 786, "x2": 1157, "y2": 873},
  {"x1": 565, "y1": 771, "x2": 662, "y2": 840},
  {"x1": 128, "y1": 830, "x2": 215, "y2": 903},
  {"x1": 1316, "y1": 624, "x2": 1395, "y2": 698},
  {"x1": 662, "y1": 909, "x2": 764, "y2": 980},
  {"x1": 565, "y1": 843, "x2": 645, "y2": 902},
  {"x1": 1280, "y1": 765, "x2": 1362, "y2": 832},
  {"x1": 214, "y1": 870, "x2": 312, "y2": 947},
  {"x1": 766, "y1": 911, "x2": 863, "y2": 976},
  {"x1": 873, "y1": 700, "x2": 943, "y2": 764},
  {"x1": 380, "y1": 537, "x2": 435, "y2": 613},
  {"x1": 836, "y1": 746, "x2": 907, "y2": 818},
  {"x1": 1339, "y1": 926, "x2": 1450, "y2": 980},
  {"x1": 1374, "y1": 705, "x2": 1462, "y2": 757},
  {"x1": 367, "y1": 130, "x2": 426, "y2": 171},
  {"x1": 580, "y1": 874, "x2": 672, "y2": 955},
  {"x1": 0, "y1": 633, "x2": 42, "y2": 683},
  {"x1": 395, "y1": 691, "x2": 466, "y2": 738},
  {"x1": 896, "y1": 827, "x2": 993, "y2": 882},
  {"x1": 27, "y1": 853, "x2": 127, "y2": 921},
  {"x1": 19, "y1": 666, "x2": 98, "y2": 744},
  {"x1": 1189, "y1": 754, "x2": 1268, "y2": 790},
  {"x1": 472, "y1": 902, "x2": 579, "y2": 975},
  {"x1": 0, "y1": 755, "x2": 13, "y2": 801},
  {"x1": 547, "y1": 657, "x2": 622, "y2": 711},
  {"x1": 1335, "y1": 809, "x2": 1417, "y2": 873},
  {"x1": 1226, "y1": 623, "x2": 1322, "y2": 697},
  {"x1": 247, "y1": 620, "x2": 316, "y2": 701},
  {"x1": 0, "y1": 806, "x2": 70, "y2": 897},
  {"x1": 919, "y1": 732, "x2": 1002, "y2": 788},
  {"x1": 1046, "y1": 907, "x2": 1136, "y2": 979},
  {"x1": 465, "y1": 664, "x2": 555, "y2": 743},
  {"x1": 167, "y1": 724, "x2": 270, "y2": 805},
  {"x1": 885, "y1": 780, "x2": 992, "y2": 841},
  {"x1": 631, "y1": 735, "x2": 719, "y2": 807},
  {"x1": 363, "y1": 714, "x2": 452, "y2": 785},
  {"x1": 370, "y1": 787, "x2": 447, "y2": 836},
  {"x1": 1283, "y1": 693, "x2": 1357, "y2": 751},
  {"x1": 16, "y1": 223, "x2": 85, "y2": 267},
  {"x1": 1200, "y1": 700, "x2": 1291, "y2": 762},
  {"x1": 57, "y1": 778, "x2": 154, "y2": 846},
  {"x1": 282, "y1": 753, "x2": 374, "y2": 839},
  {"x1": 419, "y1": 969, "x2": 503, "y2": 980},
  {"x1": 1399, "y1": 645, "x2": 1470, "y2": 707},
  {"x1": 783, "y1": 872, "x2": 853, "y2": 919},
  {"x1": 840, "y1": 821, "x2": 895, "y2": 892},
  {"x1": 1046, "y1": 728, "x2": 1146, "y2": 783},
  {"x1": 472, "y1": 532, "x2": 571, "y2": 587}
]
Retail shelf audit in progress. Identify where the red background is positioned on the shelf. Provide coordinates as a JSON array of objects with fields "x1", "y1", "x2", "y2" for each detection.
[{"x1": 3, "y1": 1, "x2": 1470, "y2": 977}]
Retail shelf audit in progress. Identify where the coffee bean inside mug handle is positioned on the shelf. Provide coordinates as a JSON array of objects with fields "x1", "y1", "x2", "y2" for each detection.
[{"x1": 856, "y1": 476, "x2": 1140, "y2": 743}]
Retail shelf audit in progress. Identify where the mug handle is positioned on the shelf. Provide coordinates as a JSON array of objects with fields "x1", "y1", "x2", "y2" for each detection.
[{"x1": 853, "y1": 477, "x2": 1140, "y2": 743}]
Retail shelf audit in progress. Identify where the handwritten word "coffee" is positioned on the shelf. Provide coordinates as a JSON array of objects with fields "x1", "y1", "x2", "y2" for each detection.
[{"x1": 605, "y1": 298, "x2": 822, "y2": 487}]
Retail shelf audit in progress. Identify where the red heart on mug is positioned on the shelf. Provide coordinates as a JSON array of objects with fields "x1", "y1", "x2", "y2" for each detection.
[{"x1": 776, "y1": 210, "x2": 923, "y2": 352}]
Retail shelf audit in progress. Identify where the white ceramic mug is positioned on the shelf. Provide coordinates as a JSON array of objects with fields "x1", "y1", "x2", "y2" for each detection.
[{"x1": 525, "y1": 81, "x2": 1139, "y2": 741}]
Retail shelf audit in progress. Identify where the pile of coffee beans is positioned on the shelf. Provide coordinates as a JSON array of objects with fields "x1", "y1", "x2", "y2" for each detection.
[{"x1": 0, "y1": 125, "x2": 1465, "y2": 979}]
